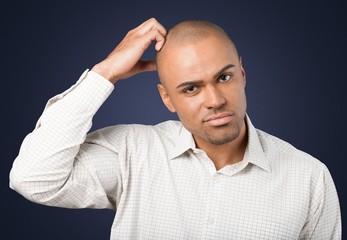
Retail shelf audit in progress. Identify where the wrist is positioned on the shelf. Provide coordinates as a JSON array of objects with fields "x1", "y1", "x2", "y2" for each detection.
[{"x1": 91, "y1": 63, "x2": 118, "y2": 84}]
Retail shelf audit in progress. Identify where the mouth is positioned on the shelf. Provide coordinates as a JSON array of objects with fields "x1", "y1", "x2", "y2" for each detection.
[{"x1": 204, "y1": 113, "x2": 234, "y2": 127}]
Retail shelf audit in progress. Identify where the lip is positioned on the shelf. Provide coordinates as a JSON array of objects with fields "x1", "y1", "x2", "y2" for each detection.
[{"x1": 204, "y1": 113, "x2": 234, "y2": 127}]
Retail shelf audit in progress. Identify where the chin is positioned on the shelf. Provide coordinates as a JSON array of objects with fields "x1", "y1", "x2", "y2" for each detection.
[
  {"x1": 206, "y1": 128, "x2": 241, "y2": 145},
  {"x1": 207, "y1": 134, "x2": 239, "y2": 145}
]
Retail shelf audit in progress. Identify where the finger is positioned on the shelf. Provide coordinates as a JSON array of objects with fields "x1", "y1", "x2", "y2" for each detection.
[
  {"x1": 136, "y1": 18, "x2": 167, "y2": 37},
  {"x1": 137, "y1": 29, "x2": 166, "y2": 52},
  {"x1": 154, "y1": 31, "x2": 166, "y2": 51},
  {"x1": 152, "y1": 21, "x2": 167, "y2": 37},
  {"x1": 150, "y1": 29, "x2": 166, "y2": 51}
]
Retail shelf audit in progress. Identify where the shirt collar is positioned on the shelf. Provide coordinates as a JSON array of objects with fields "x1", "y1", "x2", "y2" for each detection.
[
  {"x1": 169, "y1": 114, "x2": 271, "y2": 173},
  {"x1": 244, "y1": 115, "x2": 271, "y2": 172},
  {"x1": 169, "y1": 125, "x2": 196, "y2": 160}
]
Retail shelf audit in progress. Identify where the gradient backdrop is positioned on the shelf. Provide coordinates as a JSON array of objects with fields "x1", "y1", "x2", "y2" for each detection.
[{"x1": 2, "y1": 0, "x2": 346, "y2": 239}]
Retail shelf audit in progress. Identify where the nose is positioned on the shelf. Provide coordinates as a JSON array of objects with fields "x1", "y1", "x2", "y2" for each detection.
[{"x1": 204, "y1": 85, "x2": 226, "y2": 110}]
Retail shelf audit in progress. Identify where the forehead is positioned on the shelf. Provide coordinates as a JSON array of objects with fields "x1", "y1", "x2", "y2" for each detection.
[{"x1": 157, "y1": 36, "x2": 239, "y2": 83}]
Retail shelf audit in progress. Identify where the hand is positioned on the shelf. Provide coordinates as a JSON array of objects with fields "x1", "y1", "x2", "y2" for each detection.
[{"x1": 91, "y1": 18, "x2": 167, "y2": 84}]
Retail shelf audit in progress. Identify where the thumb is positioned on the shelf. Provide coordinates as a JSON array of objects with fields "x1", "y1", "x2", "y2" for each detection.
[
  {"x1": 117, "y1": 60, "x2": 157, "y2": 80},
  {"x1": 136, "y1": 60, "x2": 157, "y2": 73}
]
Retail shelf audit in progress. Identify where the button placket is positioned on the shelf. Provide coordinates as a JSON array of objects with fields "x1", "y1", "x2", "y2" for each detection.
[{"x1": 201, "y1": 172, "x2": 224, "y2": 239}]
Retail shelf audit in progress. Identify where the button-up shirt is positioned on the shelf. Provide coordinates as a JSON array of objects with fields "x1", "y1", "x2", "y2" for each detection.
[{"x1": 10, "y1": 70, "x2": 341, "y2": 239}]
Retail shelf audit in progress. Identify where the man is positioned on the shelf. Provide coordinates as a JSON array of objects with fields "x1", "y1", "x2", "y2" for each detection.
[{"x1": 10, "y1": 18, "x2": 341, "y2": 239}]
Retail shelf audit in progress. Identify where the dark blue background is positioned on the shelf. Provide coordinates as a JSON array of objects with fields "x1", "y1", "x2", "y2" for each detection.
[{"x1": 2, "y1": 0, "x2": 346, "y2": 239}]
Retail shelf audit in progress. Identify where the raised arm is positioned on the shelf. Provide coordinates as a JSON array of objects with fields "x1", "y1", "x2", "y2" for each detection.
[{"x1": 9, "y1": 18, "x2": 167, "y2": 209}]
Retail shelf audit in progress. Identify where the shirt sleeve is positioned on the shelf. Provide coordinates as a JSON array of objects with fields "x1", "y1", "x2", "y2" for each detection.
[
  {"x1": 9, "y1": 70, "x2": 120, "y2": 210},
  {"x1": 299, "y1": 164, "x2": 342, "y2": 239}
]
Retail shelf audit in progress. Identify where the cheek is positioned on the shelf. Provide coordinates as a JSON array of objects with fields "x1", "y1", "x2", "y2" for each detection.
[
  {"x1": 239, "y1": 88, "x2": 247, "y2": 106},
  {"x1": 233, "y1": 89, "x2": 247, "y2": 114},
  {"x1": 173, "y1": 97, "x2": 203, "y2": 123},
  {"x1": 226, "y1": 85, "x2": 247, "y2": 106}
]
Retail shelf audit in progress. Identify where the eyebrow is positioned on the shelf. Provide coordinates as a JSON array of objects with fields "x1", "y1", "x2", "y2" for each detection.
[{"x1": 176, "y1": 64, "x2": 235, "y2": 89}]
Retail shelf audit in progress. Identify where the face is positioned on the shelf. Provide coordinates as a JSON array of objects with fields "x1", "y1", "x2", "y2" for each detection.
[{"x1": 157, "y1": 36, "x2": 247, "y2": 146}]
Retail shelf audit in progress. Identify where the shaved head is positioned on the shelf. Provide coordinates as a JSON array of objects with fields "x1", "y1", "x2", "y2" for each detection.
[
  {"x1": 156, "y1": 20, "x2": 239, "y2": 84},
  {"x1": 162, "y1": 20, "x2": 233, "y2": 44}
]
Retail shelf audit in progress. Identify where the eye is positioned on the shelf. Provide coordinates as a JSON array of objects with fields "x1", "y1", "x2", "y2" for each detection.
[
  {"x1": 219, "y1": 74, "x2": 232, "y2": 82},
  {"x1": 183, "y1": 85, "x2": 197, "y2": 94}
]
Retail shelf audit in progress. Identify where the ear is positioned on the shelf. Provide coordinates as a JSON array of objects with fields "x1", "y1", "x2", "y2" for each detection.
[
  {"x1": 239, "y1": 56, "x2": 246, "y2": 87},
  {"x1": 157, "y1": 83, "x2": 176, "y2": 113}
]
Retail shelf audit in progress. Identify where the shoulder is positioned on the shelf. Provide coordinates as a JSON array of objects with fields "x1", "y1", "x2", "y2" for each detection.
[
  {"x1": 85, "y1": 120, "x2": 182, "y2": 150},
  {"x1": 255, "y1": 129, "x2": 337, "y2": 202},
  {"x1": 256, "y1": 129, "x2": 328, "y2": 175}
]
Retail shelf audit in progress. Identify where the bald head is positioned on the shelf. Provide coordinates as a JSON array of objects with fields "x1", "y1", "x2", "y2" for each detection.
[
  {"x1": 164, "y1": 20, "x2": 233, "y2": 44},
  {"x1": 156, "y1": 20, "x2": 239, "y2": 83}
]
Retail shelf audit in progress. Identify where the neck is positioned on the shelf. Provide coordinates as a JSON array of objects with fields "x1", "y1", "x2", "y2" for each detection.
[{"x1": 195, "y1": 120, "x2": 248, "y2": 171}]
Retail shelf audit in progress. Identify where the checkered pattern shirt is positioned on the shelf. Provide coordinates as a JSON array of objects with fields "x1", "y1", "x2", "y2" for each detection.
[{"x1": 10, "y1": 70, "x2": 341, "y2": 239}]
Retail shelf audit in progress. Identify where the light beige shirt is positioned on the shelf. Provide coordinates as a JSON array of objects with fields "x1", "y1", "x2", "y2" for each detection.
[{"x1": 10, "y1": 70, "x2": 341, "y2": 239}]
